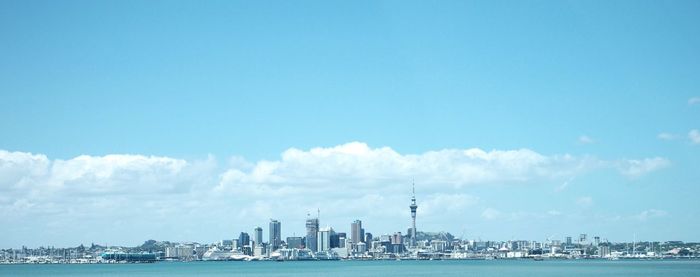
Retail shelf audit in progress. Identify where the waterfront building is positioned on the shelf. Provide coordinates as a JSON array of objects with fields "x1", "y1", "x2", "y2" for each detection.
[
  {"x1": 371, "y1": 241, "x2": 382, "y2": 252},
  {"x1": 391, "y1": 232, "x2": 402, "y2": 245},
  {"x1": 194, "y1": 246, "x2": 207, "y2": 260},
  {"x1": 239, "y1": 232, "x2": 250, "y2": 249},
  {"x1": 306, "y1": 216, "x2": 320, "y2": 252},
  {"x1": 380, "y1": 234, "x2": 391, "y2": 242},
  {"x1": 242, "y1": 245, "x2": 253, "y2": 256},
  {"x1": 318, "y1": 227, "x2": 332, "y2": 252},
  {"x1": 550, "y1": 240, "x2": 561, "y2": 247},
  {"x1": 351, "y1": 220, "x2": 363, "y2": 245},
  {"x1": 165, "y1": 245, "x2": 194, "y2": 260},
  {"x1": 231, "y1": 239, "x2": 239, "y2": 250},
  {"x1": 345, "y1": 238, "x2": 354, "y2": 252},
  {"x1": 270, "y1": 219, "x2": 282, "y2": 250},
  {"x1": 286, "y1": 236, "x2": 304, "y2": 249},
  {"x1": 431, "y1": 240, "x2": 447, "y2": 252},
  {"x1": 254, "y1": 227, "x2": 263, "y2": 244},
  {"x1": 338, "y1": 233, "x2": 347, "y2": 247},
  {"x1": 330, "y1": 231, "x2": 340, "y2": 248},
  {"x1": 253, "y1": 246, "x2": 265, "y2": 257},
  {"x1": 356, "y1": 242, "x2": 367, "y2": 253},
  {"x1": 165, "y1": 247, "x2": 176, "y2": 258},
  {"x1": 364, "y1": 232, "x2": 373, "y2": 244}
]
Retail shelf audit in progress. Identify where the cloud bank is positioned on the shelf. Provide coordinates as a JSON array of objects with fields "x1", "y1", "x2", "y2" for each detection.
[{"x1": 0, "y1": 143, "x2": 671, "y2": 247}]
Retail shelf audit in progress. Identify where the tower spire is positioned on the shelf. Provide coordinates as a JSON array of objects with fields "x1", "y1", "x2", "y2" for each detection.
[{"x1": 409, "y1": 180, "x2": 418, "y2": 248}]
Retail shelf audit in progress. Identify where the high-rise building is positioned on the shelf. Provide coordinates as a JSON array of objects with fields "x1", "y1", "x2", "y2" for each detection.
[
  {"x1": 356, "y1": 242, "x2": 367, "y2": 253},
  {"x1": 317, "y1": 227, "x2": 332, "y2": 252},
  {"x1": 351, "y1": 220, "x2": 362, "y2": 245},
  {"x1": 239, "y1": 232, "x2": 250, "y2": 248},
  {"x1": 364, "y1": 232, "x2": 373, "y2": 244},
  {"x1": 409, "y1": 182, "x2": 418, "y2": 246},
  {"x1": 338, "y1": 232, "x2": 347, "y2": 248},
  {"x1": 231, "y1": 240, "x2": 239, "y2": 250},
  {"x1": 269, "y1": 219, "x2": 282, "y2": 250},
  {"x1": 306, "y1": 217, "x2": 319, "y2": 252},
  {"x1": 286, "y1": 237, "x2": 304, "y2": 249},
  {"x1": 330, "y1": 231, "x2": 340, "y2": 248},
  {"x1": 254, "y1": 227, "x2": 263, "y2": 244},
  {"x1": 391, "y1": 232, "x2": 403, "y2": 245},
  {"x1": 565, "y1": 236, "x2": 572, "y2": 245}
]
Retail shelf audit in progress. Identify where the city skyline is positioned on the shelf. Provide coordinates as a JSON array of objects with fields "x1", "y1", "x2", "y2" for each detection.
[{"x1": 2, "y1": 0, "x2": 700, "y2": 248}]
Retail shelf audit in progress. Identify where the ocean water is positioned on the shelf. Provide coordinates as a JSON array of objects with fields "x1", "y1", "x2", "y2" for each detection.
[{"x1": 1, "y1": 260, "x2": 699, "y2": 277}]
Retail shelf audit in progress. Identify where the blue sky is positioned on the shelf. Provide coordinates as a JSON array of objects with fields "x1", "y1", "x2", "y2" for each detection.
[{"x1": 1, "y1": 0, "x2": 699, "y2": 248}]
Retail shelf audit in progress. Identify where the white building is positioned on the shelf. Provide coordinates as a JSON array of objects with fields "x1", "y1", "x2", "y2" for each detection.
[{"x1": 317, "y1": 227, "x2": 332, "y2": 252}]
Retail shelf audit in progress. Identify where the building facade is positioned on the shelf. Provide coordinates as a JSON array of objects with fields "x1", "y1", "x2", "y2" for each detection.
[
  {"x1": 317, "y1": 227, "x2": 332, "y2": 252},
  {"x1": 269, "y1": 219, "x2": 282, "y2": 250},
  {"x1": 254, "y1": 227, "x2": 263, "y2": 245},
  {"x1": 306, "y1": 217, "x2": 319, "y2": 252},
  {"x1": 351, "y1": 220, "x2": 363, "y2": 244}
]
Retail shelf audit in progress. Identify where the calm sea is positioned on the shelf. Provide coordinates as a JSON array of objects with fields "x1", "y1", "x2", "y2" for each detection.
[{"x1": 1, "y1": 260, "x2": 699, "y2": 277}]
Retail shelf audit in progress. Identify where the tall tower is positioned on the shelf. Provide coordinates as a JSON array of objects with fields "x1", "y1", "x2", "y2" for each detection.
[
  {"x1": 269, "y1": 219, "x2": 281, "y2": 251},
  {"x1": 410, "y1": 181, "x2": 418, "y2": 247},
  {"x1": 254, "y1": 226, "x2": 263, "y2": 245},
  {"x1": 351, "y1": 220, "x2": 362, "y2": 244},
  {"x1": 305, "y1": 213, "x2": 319, "y2": 252}
]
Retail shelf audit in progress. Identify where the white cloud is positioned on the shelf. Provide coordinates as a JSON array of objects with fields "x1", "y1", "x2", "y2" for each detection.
[
  {"x1": 657, "y1": 133, "x2": 678, "y2": 141},
  {"x1": 547, "y1": 210, "x2": 562, "y2": 216},
  {"x1": 576, "y1": 196, "x2": 593, "y2": 208},
  {"x1": 689, "y1": 97, "x2": 700, "y2": 105},
  {"x1": 421, "y1": 193, "x2": 479, "y2": 215},
  {"x1": 481, "y1": 208, "x2": 502, "y2": 220},
  {"x1": 0, "y1": 151, "x2": 217, "y2": 220},
  {"x1": 689, "y1": 129, "x2": 700, "y2": 144},
  {"x1": 48, "y1": 154, "x2": 190, "y2": 195},
  {"x1": 617, "y1": 157, "x2": 670, "y2": 178},
  {"x1": 578, "y1": 135, "x2": 595, "y2": 144},
  {"x1": 0, "y1": 142, "x2": 673, "y2": 247},
  {"x1": 215, "y1": 142, "x2": 604, "y2": 194},
  {"x1": 633, "y1": 209, "x2": 668, "y2": 221}
]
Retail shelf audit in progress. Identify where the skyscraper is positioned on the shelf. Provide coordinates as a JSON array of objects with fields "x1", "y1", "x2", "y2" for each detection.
[
  {"x1": 254, "y1": 226, "x2": 263, "y2": 245},
  {"x1": 269, "y1": 219, "x2": 281, "y2": 251},
  {"x1": 317, "y1": 227, "x2": 332, "y2": 252},
  {"x1": 239, "y1": 232, "x2": 250, "y2": 248},
  {"x1": 364, "y1": 232, "x2": 373, "y2": 244},
  {"x1": 351, "y1": 220, "x2": 362, "y2": 245},
  {"x1": 409, "y1": 182, "x2": 418, "y2": 246},
  {"x1": 330, "y1": 231, "x2": 340, "y2": 248},
  {"x1": 306, "y1": 216, "x2": 319, "y2": 252},
  {"x1": 286, "y1": 236, "x2": 303, "y2": 249}
]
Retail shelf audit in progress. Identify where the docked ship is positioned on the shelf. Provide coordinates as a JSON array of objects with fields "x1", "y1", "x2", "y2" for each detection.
[{"x1": 201, "y1": 247, "x2": 252, "y2": 261}]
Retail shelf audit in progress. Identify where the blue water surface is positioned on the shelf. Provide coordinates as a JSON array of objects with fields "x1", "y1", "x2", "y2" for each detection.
[{"x1": 1, "y1": 259, "x2": 699, "y2": 277}]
